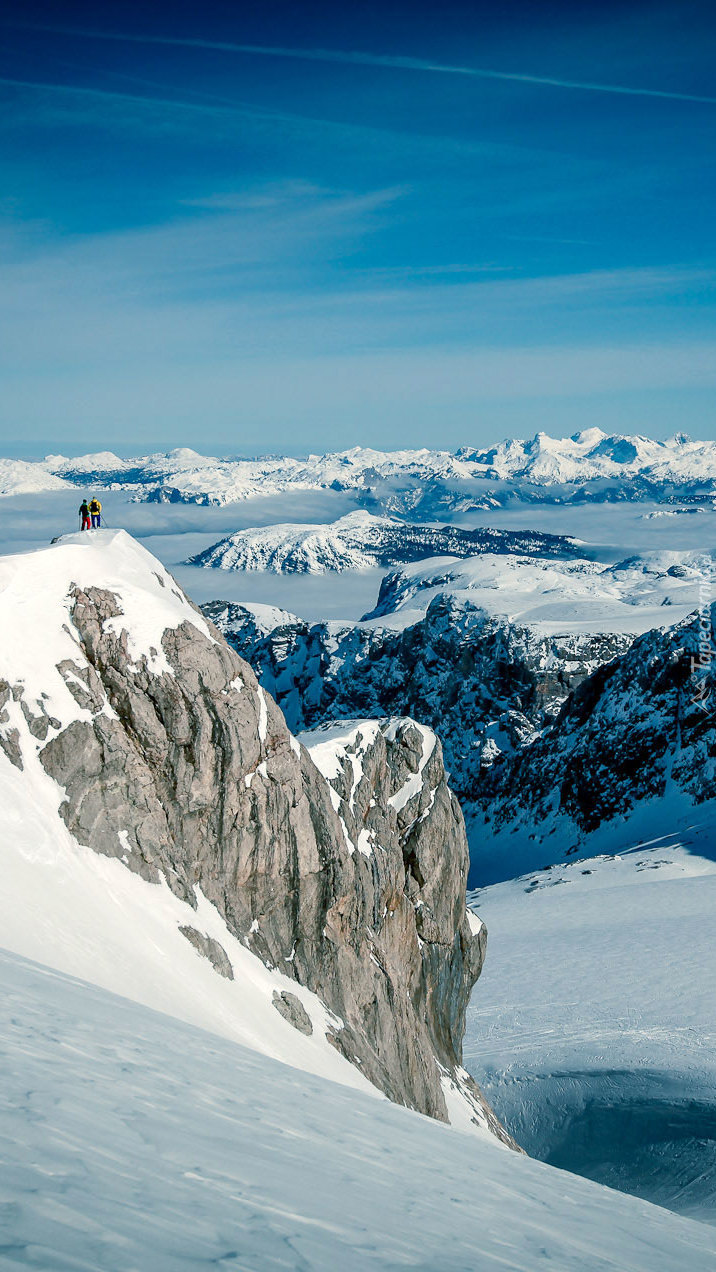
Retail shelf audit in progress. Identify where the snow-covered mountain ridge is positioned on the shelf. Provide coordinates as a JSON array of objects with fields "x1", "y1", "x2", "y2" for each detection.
[
  {"x1": 188, "y1": 510, "x2": 580, "y2": 574},
  {"x1": 7, "y1": 428, "x2": 716, "y2": 504},
  {"x1": 0, "y1": 529, "x2": 504, "y2": 1134},
  {"x1": 467, "y1": 603, "x2": 716, "y2": 880},
  {"x1": 203, "y1": 545, "x2": 707, "y2": 833}
]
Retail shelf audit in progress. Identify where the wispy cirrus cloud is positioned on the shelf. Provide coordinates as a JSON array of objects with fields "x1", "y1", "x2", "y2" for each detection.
[
  {"x1": 2, "y1": 192, "x2": 713, "y2": 364},
  {"x1": 2, "y1": 14, "x2": 715, "y2": 451},
  {"x1": 10, "y1": 21, "x2": 716, "y2": 105},
  {"x1": 0, "y1": 71, "x2": 554, "y2": 169},
  {"x1": 2, "y1": 189, "x2": 715, "y2": 446}
]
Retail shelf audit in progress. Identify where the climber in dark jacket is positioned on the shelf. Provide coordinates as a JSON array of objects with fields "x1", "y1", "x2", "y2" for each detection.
[{"x1": 79, "y1": 500, "x2": 91, "y2": 531}]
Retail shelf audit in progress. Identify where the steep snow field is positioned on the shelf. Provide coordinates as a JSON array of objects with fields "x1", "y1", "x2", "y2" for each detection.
[
  {"x1": 3, "y1": 948, "x2": 716, "y2": 1272},
  {"x1": 0, "y1": 528, "x2": 214, "y2": 693},
  {"x1": 464, "y1": 839, "x2": 716, "y2": 1223}
]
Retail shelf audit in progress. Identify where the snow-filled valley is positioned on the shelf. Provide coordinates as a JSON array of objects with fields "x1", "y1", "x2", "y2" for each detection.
[
  {"x1": 464, "y1": 839, "x2": 716, "y2": 1224},
  {"x1": 1, "y1": 438, "x2": 716, "y2": 1269}
]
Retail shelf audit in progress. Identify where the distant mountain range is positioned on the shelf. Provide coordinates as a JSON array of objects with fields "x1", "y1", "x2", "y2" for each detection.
[{"x1": 5, "y1": 430, "x2": 716, "y2": 506}]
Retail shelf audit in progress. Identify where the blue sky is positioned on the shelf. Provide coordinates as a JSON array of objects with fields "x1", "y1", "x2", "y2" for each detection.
[{"x1": 1, "y1": 0, "x2": 715, "y2": 456}]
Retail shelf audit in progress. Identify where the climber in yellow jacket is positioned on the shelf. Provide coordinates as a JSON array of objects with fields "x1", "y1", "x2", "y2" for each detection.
[{"x1": 89, "y1": 497, "x2": 102, "y2": 529}]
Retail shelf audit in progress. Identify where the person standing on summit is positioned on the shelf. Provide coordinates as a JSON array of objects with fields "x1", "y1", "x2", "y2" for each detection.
[
  {"x1": 89, "y1": 497, "x2": 102, "y2": 529},
  {"x1": 79, "y1": 499, "x2": 91, "y2": 531}
]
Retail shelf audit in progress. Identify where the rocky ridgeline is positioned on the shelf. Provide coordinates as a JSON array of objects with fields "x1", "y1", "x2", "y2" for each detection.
[
  {"x1": 204, "y1": 596, "x2": 633, "y2": 809},
  {"x1": 471, "y1": 605, "x2": 716, "y2": 853},
  {"x1": 299, "y1": 717, "x2": 511, "y2": 1141},
  {"x1": 0, "y1": 537, "x2": 511, "y2": 1136}
]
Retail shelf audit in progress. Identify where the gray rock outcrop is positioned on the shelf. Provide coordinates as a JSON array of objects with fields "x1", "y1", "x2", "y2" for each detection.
[
  {"x1": 179, "y1": 926, "x2": 234, "y2": 979},
  {"x1": 300, "y1": 716, "x2": 510, "y2": 1139},
  {"x1": 272, "y1": 990, "x2": 314, "y2": 1036},
  {"x1": 16, "y1": 568, "x2": 512, "y2": 1138}
]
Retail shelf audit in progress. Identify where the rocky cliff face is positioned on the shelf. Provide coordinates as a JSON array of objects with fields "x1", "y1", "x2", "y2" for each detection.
[
  {"x1": 204, "y1": 596, "x2": 634, "y2": 812},
  {"x1": 0, "y1": 531, "x2": 510, "y2": 1138},
  {"x1": 298, "y1": 716, "x2": 511, "y2": 1140},
  {"x1": 469, "y1": 605, "x2": 716, "y2": 865}
]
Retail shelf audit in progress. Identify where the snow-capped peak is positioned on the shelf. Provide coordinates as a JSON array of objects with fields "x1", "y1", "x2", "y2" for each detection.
[{"x1": 4, "y1": 428, "x2": 716, "y2": 504}]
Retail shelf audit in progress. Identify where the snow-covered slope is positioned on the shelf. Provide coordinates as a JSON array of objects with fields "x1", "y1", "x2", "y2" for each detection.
[
  {"x1": 0, "y1": 457, "x2": 70, "y2": 497},
  {"x1": 365, "y1": 548, "x2": 707, "y2": 634},
  {"x1": 4, "y1": 946, "x2": 716, "y2": 1271},
  {"x1": 464, "y1": 840, "x2": 716, "y2": 1223},
  {"x1": 188, "y1": 510, "x2": 579, "y2": 574},
  {"x1": 7, "y1": 429, "x2": 716, "y2": 505}
]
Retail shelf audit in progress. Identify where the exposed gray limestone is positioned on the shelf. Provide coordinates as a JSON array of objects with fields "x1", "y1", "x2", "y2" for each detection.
[
  {"x1": 0, "y1": 680, "x2": 61, "y2": 760},
  {"x1": 19, "y1": 695, "x2": 61, "y2": 742},
  {"x1": 299, "y1": 717, "x2": 518, "y2": 1144},
  {"x1": 0, "y1": 679, "x2": 23, "y2": 770},
  {"x1": 57, "y1": 659, "x2": 107, "y2": 714},
  {"x1": 33, "y1": 576, "x2": 513, "y2": 1141},
  {"x1": 179, "y1": 926, "x2": 234, "y2": 979},
  {"x1": 272, "y1": 990, "x2": 313, "y2": 1035}
]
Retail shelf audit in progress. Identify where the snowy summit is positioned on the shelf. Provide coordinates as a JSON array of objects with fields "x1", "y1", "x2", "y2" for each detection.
[{"x1": 187, "y1": 510, "x2": 579, "y2": 574}]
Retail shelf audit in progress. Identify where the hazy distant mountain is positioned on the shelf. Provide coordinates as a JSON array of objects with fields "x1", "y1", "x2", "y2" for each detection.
[{"x1": 6, "y1": 430, "x2": 716, "y2": 507}]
